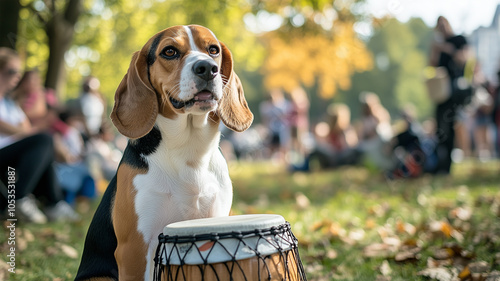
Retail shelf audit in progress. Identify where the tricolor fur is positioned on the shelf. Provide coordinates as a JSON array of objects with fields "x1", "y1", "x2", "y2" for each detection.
[{"x1": 75, "y1": 25, "x2": 253, "y2": 281}]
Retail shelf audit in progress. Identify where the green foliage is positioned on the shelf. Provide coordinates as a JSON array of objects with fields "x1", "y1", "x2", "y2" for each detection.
[
  {"x1": 337, "y1": 18, "x2": 434, "y2": 120},
  {"x1": 13, "y1": 0, "x2": 434, "y2": 123}
]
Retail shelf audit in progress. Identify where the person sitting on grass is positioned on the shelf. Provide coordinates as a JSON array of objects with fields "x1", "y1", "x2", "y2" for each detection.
[{"x1": 0, "y1": 47, "x2": 79, "y2": 223}]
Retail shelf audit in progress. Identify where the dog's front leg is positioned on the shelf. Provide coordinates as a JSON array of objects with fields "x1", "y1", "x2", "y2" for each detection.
[
  {"x1": 114, "y1": 238, "x2": 148, "y2": 281},
  {"x1": 113, "y1": 165, "x2": 149, "y2": 280}
]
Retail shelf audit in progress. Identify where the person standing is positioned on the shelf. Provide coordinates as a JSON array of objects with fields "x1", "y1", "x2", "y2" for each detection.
[{"x1": 429, "y1": 16, "x2": 471, "y2": 174}]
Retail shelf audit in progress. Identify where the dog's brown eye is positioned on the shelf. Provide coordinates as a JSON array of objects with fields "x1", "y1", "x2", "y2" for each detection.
[
  {"x1": 161, "y1": 46, "x2": 179, "y2": 59},
  {"x1": 208, "y1": 45, "x2": 219, "y2": 56}
]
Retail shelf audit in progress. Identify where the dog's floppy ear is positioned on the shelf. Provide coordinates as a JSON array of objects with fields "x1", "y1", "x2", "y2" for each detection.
[
  {"x1": 218, "y1": 42, "x2": 253, "y2": 132},
  {"x1": 111, "y1": 51, "x2": 158, "y2": 139}
]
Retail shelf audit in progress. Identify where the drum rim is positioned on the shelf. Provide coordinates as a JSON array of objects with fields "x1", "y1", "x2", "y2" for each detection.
[
  {"x1": 158, "y1": 221, "x2": 296, "y2": 244},
  {"x1": 163, "y1": 214, "x2": 286, "y2": 237}
]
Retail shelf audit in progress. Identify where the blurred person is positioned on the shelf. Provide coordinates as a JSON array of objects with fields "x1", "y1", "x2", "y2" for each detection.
[
  {"x1": 78, "y1": 76, "x2": 106, "y2": 141},
  {"x1": 429, "y1": 16, "x2": 472, "y2": 174},
  {"x1": 289, "y1": 87, "x2": 310, "y2": 157},
  {"x1": 0, "y1": 47, "x2": 79, "y2": 223},
  {"x1": 355, "y1": 92, "x2": 394, "y2": 171},
  {"x1": 259, "y1": 88, "x2": 293, "y2": 163},
  {"x1": 387, "y1": 105, "x2": 426, "y2": 179},
  {"x1": 356, "y1": 92, "x2": 392, "y2": 141},
  {"x1": 12, "y1": 68, "x2": 96, "y2": 204},
  {"x1": 327, "y1": 103, "x2": 359, "y2": 153},
  {"x1": 69, "y1": 76, "x2": 120, "y2": 184},
  {"x1": 303, "y1": 103, "x2": 361, "y2": 170},
  {"x1": 494, "y1": 70, "x2": 500, "y2": 156},
  {"x1": 12, "y1": 70, "x2": 48, "y2": 127},
  {"x1": 472, "y1": 83, "x2": 495, "y2": 160},
  {"x1": 53, "y1": 108, "x2": 96, "y2": 205}
]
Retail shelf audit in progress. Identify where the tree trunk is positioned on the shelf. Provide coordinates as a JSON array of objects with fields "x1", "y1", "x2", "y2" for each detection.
[
  {"x1": 44, "y1": 0, "x2": 82, "y2": 93},
  {"x1": 0, "y1": 0, "x2": 21, "y2": 49}
]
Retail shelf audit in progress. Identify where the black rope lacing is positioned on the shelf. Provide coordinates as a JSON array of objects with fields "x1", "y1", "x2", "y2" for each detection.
[{"x1": 153, "y1": 222, "x2": 307, "y2": 281}]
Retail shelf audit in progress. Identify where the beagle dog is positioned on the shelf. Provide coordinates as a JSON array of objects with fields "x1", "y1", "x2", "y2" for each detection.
[{"x1": 75, "y1": 25, "x2": 253, "y2": 281}]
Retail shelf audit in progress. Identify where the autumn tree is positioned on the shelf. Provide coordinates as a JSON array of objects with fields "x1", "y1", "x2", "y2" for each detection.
[
  {"x1": 8, "y1": 0, "x2": 83, "y2": 94},
  {"x1": 255, "y1": 0, "x2": 373, "y2": 99}
]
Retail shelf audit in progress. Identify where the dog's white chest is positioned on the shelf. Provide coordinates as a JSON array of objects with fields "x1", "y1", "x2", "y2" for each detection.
[
  {"x1": 133, "y1": 150, "x2": 232, "y2": 281},
  {"x1": 133, "y1": 156, "x2": 231, "y2": 243}
]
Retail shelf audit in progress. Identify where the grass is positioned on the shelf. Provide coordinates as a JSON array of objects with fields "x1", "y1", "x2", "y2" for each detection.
[{"x1": 1, "y1": 160, "x2": 499, "y2": 280}]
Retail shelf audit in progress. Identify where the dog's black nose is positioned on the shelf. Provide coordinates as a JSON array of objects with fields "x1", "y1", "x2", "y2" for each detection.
[{"x1": 192, "y1": 60, "x2": 218, "y2": 81}]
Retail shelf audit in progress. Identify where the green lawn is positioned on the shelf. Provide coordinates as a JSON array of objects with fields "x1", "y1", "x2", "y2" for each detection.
[{"x1": 1, "y1": 160, "x2": 499, "y2": 280}]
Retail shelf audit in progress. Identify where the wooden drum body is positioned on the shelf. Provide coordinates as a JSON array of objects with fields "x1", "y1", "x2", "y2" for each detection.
[{"x1": 153, "y1": 214, "x2": 307, "y2": 281}]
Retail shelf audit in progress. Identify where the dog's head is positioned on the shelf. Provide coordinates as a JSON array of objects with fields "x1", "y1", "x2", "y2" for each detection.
[{"x1": 111, "y1": 25, "x2": 253, "y2": 139}]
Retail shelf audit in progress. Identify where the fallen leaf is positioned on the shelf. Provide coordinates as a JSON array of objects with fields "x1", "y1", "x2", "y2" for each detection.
[
  {"x1": 363, "y1": 243, "x2": 398, "y2": 258},
  {"x1": 16, "y1": 237, "x2": 28, "y2": 252},
  {"x1": 427, "y1": 257, "x2": 452, "y2": 268},
  {"x1": 396, "y1": 221, "x2": 417, "y2": 236},
  {"x1": 441, "y1": 222, "x2": 453, "y2": 238},
  {"x1": 486, "y1": 271, "x2": 500, "y2": 281},
  {"x1": 23, "y1": 229, "x2": 35, "y2": 242},
  {"x1": 327, "y1": 222, "x2": 346, "y2": 238},
  {"x1": 45, "y1": 246, "x2": 58, "y2": 256},
  {"x1": 366, "y1": 218, "x2": 377, "y2": 229},
  {"x1": 449, "y1": 207, "x2": 472, "y2": 221},
  {"x1": 433, "y1": 248, "x2": 455, "y2": 260},
  {"x1": 326, "y1": 249, "x2": 338, "y2": 259},
  {"x1": 59, "y1": 244, "x2": 78, "y2": 259},
  {"x1": 468, "y1": 261, "x2": 489, "y2": 272},
  {"x1": 459, "y1": 265, "x2": 470, "y2": 280},
  {"x1": 379, "y1": 260, "x2": 392, "y2": 276},
  {"x1": 395, "y1": 246, "x2": 421, "y2": 262},
  {"x1": 0, "y1": 259, "x2": 9, "y2": 280},
  {"x1": 348, "y1": 229, "x2": 365, "y2": 241},
  {"x1": 417, "y1": 267, "x2": 459, "y2": 281},
  {"x1": 295, "y1": 192, "x2": 310, "y2": 210},
  {"x1": 382, "y1": 236, "x2": 402, "y2": 248}
]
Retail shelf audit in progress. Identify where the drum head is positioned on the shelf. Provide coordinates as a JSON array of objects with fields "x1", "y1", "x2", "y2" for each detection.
[
  {"x1": 163, "y1": 214, "x2": 286, "y2": 236},
  {"x1": 160, "y1": 214, "x2": 292, "y2": 265}
]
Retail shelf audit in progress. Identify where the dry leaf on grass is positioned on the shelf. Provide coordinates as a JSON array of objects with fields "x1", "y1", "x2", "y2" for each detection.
[
  {"x1": 468, "y1": 261, "x2": 490, "y2": 280},
  {"x1": 379, "y1": 260, "x2": 392, "y2": 276},
  {"x1": 45, "y1": 246, "x2": 59, "y2": 256},
  {"x1": 427, "y1": 257, "x2": 453, "y2": 268},
  {"x1": 295, "y1": 192, "x2": 310, "y2": 210},
  {"x1": 363, "y1": 243, "x2": 398, "y2": 258},
  {"x1": 23, "y1": 229, "x2": 35, "y2": 242},
  {"x1": 16, "y1": 236, "x2": 28, "y2": 252},
  {"x1": 485, "y1": 271, "x2": 500, "y2": 281},
  {"x1": 396, "y1": 221, "x2": 417, "y2": 236},
  {"x1": 0, "y1": 259, "x2": 9, "y2": 280},
  {"x1": 417, "y1": 267, "x2": 459, "y2": 281},
  {"x1": 59, "y1": 243, "x2": 79, "y2": 259},
  {"x1": 449, "y1": 207, "x2": 472, "y2": 221},
  {"x1": 395, "y1": 246, "x2": 421, "y2": 262},
  {"x1": 429, "y1": 220, "x2": 455, "y2": 238}
]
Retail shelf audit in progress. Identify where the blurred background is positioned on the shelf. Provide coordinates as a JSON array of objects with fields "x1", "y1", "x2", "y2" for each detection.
[
  {"x1": 0, "y1": 0, "x2": 497, "y2": 119},
  {"x1": 1, "y1": 0, "x2": 500, "y2": 280},
  {"x1": 2, "y1": 0, "x2": 500, "y2": 169}
]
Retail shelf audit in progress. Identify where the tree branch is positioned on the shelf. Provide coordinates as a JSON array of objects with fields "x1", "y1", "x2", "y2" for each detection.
[{"x1": 64, "y1": 0, "x2": 82, "y2": 25}]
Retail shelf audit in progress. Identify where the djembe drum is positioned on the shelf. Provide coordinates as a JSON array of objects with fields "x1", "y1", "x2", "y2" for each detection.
[{"x1": 153, "y1": 214, "x2": 307, "y2": 281}]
